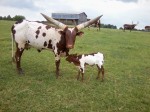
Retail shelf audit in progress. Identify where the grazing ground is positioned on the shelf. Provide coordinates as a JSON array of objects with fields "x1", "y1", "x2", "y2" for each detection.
[{"x1": 0, "y1": 20, "x2": 150, "y2": 112}]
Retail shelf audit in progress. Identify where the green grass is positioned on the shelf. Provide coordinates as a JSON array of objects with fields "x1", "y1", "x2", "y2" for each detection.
[{"x1": 0, "y1": 20, "x2": 150, "y2": 112}]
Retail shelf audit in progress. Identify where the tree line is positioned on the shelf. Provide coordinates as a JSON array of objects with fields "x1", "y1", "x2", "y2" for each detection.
[
  {"x1": 101, "y1": 23, "x2": 117, "y2": 29},
  {"x1": 0, "y1": 15, "x2": 117, "y2": 29},
  {"x1": 0, "y1": 15, "x2": 25, "y2": 21}
]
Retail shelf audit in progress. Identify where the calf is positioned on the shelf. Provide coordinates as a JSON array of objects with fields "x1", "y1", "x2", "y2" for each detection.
[{"x1": 66, "y1": 52, "x2": 104, "y2": 81}]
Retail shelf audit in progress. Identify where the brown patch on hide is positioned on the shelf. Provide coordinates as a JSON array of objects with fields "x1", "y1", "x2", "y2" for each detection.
[
  {"x1": 44, "y1": 41, "x2": 47, "y2": 47},
  {"x1": 48, "y1": 40, "x2": 52, "y2": 49},
  {"x1": 35, "y1": 30, "x2": 40, "y2": 38},
  {"x1": 46, "y1": 25, "x2": 51, "y2": 30},
  {"x1": 38, "y1": 26, "x2": 42, "y2": 29},
  {"x1": 42, "y1": 32, "x2": 46, "y2": 37}
]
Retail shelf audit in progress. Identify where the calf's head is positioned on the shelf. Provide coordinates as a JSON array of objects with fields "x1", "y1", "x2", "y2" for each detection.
[
  {"x1": 41, "y1": 13, "x2": 102, "y2": 49},
  {"x1": 66, "y1": 54, "x2": 78, "y2": 62}
]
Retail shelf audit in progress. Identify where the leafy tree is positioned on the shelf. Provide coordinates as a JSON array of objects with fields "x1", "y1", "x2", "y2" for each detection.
[
  {"x1": 101, "y1": 23, "x2": 117, "y2": 29},
  {"x1": 0, "y1": 15, "x2": 26, "y2": 21},
  {"x1": 0, "y1": 16, "x2": 2, "y2": 20},
  {"x1": 13, "y1": 15, "x2": 25, "y2": 21},
  {"x1": 6, "y1": 15, "x2": 12, "y2": 20}
]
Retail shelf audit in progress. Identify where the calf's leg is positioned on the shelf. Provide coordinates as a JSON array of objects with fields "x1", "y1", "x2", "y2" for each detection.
[
  {"x1": 81, "y1": 73, "x2": 84, "y2": 82},
  {"x1": 96, "y1": 65, "x2": 104, "y2": 81},
  {"x1": 77, "y1": 70, "x2": 80, "y2": 80},
  {"x1": 80, "y1": 67, "x2": 84, "y2": 81},
  {"x1": 101, "y1": 66, "x2": 104, "y2": 81}
]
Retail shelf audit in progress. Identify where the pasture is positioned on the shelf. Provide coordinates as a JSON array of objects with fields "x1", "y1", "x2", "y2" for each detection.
[{"x1": 0, "y1": 20, "x2": 150, "y2": 112}]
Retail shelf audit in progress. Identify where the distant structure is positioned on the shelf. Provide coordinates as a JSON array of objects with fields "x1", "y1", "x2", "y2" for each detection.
[{"x1": 52, "y1": 12, "x2": 87, "y2": 25}]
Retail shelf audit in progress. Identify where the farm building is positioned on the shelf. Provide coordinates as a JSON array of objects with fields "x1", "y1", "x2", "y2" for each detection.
[{"x1": 52, "y1": 12, "x2": 87, "y2": 25}]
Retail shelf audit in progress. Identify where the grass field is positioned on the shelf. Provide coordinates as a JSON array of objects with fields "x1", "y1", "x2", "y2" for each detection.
[{"x1": 0, "y1": 20, "x2": 150, "y2": 112}]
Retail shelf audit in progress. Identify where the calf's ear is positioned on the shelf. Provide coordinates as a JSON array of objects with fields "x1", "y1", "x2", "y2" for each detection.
[{"x1": 76, "y1": 31, "x2": 84, "y2": 37}]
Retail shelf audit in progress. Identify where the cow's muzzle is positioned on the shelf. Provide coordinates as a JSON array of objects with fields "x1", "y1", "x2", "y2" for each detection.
[{"x1": 67, "y1": 45, "x2": 74, "y2": 49}]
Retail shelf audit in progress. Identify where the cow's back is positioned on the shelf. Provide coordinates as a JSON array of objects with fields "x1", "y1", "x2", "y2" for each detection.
[
  {"x1": 12, "y1": 20, "x2": 28, "y2": 41},
  {"x1": 12, "y1": 20, "x2": 62, "y2": 50}
]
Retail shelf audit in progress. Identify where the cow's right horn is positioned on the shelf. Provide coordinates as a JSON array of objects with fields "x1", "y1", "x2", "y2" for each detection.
[
  {"x1": 76, "y1": 15, "x2": 103, "y2": 30},
  {"x1": 41, "y1": 13, "x2": 67, "y2": 30}
]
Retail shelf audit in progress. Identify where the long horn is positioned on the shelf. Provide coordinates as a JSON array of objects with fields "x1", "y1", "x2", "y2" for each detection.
[
  {"x1": 76, "y1": 15, "x2": 103, "y2": 30},
  {"x1": 41, "y1": 13, "x2": 67, "y2": 30}
]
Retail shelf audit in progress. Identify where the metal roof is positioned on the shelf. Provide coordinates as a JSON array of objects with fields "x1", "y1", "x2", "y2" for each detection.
[{"x1": 52, "y1": 12, "x2": 87, "y2": 19}]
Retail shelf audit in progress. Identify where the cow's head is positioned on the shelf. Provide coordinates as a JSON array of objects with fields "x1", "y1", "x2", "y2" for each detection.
[{"x1": 41, "y1": 13, "x2": 103, "y2": 49}]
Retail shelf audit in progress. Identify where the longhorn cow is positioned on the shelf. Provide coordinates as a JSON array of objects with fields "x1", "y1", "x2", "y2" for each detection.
[
  {"x1": 88, "y1": 17, "x2": 102, "y2": 31},
  {"x1": 11, "y1": 13, "x2": 102, "y2": 78},
  {"x1": 94, "y1": 19, "x2": 101, "y2": 31},
  {"x1": 145, "y1": 26, "x2": 150, "y2": 31},
  {"x1": 123, "y1": 22, "x2": 138, "y2": 32}
]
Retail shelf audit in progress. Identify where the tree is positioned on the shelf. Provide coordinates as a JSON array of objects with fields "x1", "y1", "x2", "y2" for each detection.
[
  {"x1": 0, "y1": 16, "x2": 2, "y2": 20},
  {"x1": 101, "y1": 23, "x2": 117, "y2": 29},
  {"x1": 7, "y1": 15, "x2": 12, "y2": 20},
  {"x1": 13, "y1": 15, "x2": 25, "y2": 21}
]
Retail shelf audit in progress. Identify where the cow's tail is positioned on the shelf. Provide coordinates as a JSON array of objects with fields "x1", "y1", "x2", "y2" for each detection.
[{"x1": 11, "y1": 33, "x2": 15, "y2": 63}]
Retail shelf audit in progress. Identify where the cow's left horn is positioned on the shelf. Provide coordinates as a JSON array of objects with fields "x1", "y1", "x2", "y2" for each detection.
[
  {"x1": 76, "y1": 15, "x2": 103, "y2": 30},
  {"x1": 41, "y1": 13, "x2": 67, "y2": 30}
]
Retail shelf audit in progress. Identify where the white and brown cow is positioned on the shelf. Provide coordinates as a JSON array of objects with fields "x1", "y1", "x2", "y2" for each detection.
[
  {"x1": 66, "y1": 52, "x2": 104, "y2": 81},
  {"x1": 123, "y1": 22, "x2": 138, "y2": 32},
  {"x1": 11, "y1": 13, "x2": 102, "y2": 78},
  {"x1": 145, "y1": 26, "x2": 150, "y2": 31}
]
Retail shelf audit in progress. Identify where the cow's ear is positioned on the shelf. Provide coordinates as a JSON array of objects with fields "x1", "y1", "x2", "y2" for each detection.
[
  {"x1": 58, "y1": 31, "x2": 65, "y2": 35},
  {"x1": 76, "y1": 31, "x2": 84, "y2": 37},
  {"x1": 58, "y1": 27, "x2": 68, "y2": 35}
]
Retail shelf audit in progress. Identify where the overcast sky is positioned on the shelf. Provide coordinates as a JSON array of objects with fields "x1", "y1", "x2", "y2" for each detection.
[{"x1": 0, "y1": 0, "x2": 150, "y2": 29}]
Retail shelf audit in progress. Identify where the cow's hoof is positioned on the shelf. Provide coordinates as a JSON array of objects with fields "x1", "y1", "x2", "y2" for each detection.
[
  {"x1": 17, "y1": 68, "x2": 24, "y2": 75},
  {"x1": 56, "y1": 74, "x2": 62, "y2": 79},
  {"x1": 101, "y1": 79, "x2": 104, "y2": 82},
  {"x1": 96, "y1": 77, "x2": 100, "y2": 80}
]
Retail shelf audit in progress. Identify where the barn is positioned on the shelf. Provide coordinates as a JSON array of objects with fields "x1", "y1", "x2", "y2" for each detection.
[{"x1": 52, "y1": 12, "x2": 87, "y2": 25}]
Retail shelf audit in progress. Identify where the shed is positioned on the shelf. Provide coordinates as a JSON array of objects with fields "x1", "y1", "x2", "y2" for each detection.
[{"x1": 52, "y1": 12, "x2": 87, "y2": 25}]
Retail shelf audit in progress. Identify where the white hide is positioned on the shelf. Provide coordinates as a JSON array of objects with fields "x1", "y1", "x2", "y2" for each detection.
[
  {"x1": 13, "y1": 20, "x2": 61, "y2": 53},
  {"x1": 79, "y1": 52, "x2": 104, "y2": 73}
]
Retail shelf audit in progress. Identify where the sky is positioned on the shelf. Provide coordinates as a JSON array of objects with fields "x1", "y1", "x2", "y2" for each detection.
[{"x1": 0, "y1": 0, "x2": 150, "y2": 29}]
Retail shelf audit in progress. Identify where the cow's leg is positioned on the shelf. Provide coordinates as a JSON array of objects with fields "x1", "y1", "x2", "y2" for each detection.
[
  {"x1": 55, "y1": 55, "x2": 61, "y2": 78},
  {"x1": 123, "y1": 28, "x2": 125, "y2": 32},
  {"x1": 15, "y1": 43, "x2": 24, "y2": 74}
]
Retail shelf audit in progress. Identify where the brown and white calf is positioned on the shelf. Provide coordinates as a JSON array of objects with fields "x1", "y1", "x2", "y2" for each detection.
[
  {"x1": 11, "y1": 13, "x2": 102, "y2": 78},
  {"x1": 66, "y1": 52, "x2": 104, "y2": 81}
]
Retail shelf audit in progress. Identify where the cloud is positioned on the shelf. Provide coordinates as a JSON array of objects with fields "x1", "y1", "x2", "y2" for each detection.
[
  {"x1": 0, "y1": 0, "x2": 149, "y2": 29},
  {"x1": 0, "y1": 0, "x2": 40, "y2": 10},
  {"x1": 117, "y1": 0, "x2": 138, "y2": 3}
]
